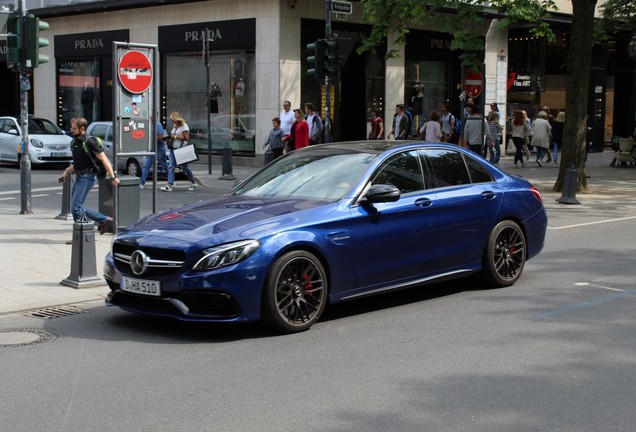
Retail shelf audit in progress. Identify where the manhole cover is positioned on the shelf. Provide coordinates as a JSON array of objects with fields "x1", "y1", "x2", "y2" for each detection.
[{"x1": 0, "y1": 328, "x2": 60, "y2": 348}]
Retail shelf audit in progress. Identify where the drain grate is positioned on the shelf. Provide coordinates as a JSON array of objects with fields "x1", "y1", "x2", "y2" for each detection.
[
  {"x1": 0, "y1": 328, "x2": 60, "y2": 348},
  {"x1": 23, "y1": 305, "x2": 89, "y2": 319}
]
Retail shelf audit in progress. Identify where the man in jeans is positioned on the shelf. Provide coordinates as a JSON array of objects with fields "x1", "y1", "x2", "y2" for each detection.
[{"x1": 60, "y1": 117, "x2": 120, "y2": 235}]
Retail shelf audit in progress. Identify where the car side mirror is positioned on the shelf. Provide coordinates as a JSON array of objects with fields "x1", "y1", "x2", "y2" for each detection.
[{"x1": 361, "y1": 184, "x2": 400, "y2": 205}]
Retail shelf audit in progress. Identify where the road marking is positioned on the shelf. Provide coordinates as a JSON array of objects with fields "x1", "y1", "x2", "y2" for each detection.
[
  {"x1": 0, "y1": 186, "x2": 63, "y2": 196},
  {"x1": 0, "y1": 197, "x2": 17, "y2": 201},
  {"x1": 548, "y1": 215, "x2": 636, "y2": 230},
  {"x1": 575, "y1": 282, "x2": 625, "y2": 292},
  {"x1": 534, "y1": 289, "x2": 636, "y2": 319}
]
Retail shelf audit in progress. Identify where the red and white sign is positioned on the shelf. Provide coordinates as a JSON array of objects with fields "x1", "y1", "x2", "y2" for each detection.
[
  {"x1": 118, "y1": 50, "x2": 152, "y2": 94},
  {"x1": 464, "y1": 69, "x2": 483, "y2": 98}
]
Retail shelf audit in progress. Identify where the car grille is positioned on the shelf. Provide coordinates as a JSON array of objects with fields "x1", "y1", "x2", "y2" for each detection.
[{"x1": 113, "y1": 242, "x2": 186, "y2": 277}]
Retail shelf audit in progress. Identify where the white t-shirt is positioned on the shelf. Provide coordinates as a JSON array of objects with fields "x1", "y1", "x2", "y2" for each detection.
[
  {"x1": 170, "y1": 123, "x2": 190, "y2": 148},
  {"x1": 280, "y1": 110, "x2": 295, "y2": 135}
]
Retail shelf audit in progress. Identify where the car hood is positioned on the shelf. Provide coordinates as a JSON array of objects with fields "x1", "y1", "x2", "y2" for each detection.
[{"x1": 119, "y1": 195, "x2": 334, "y2": 246}]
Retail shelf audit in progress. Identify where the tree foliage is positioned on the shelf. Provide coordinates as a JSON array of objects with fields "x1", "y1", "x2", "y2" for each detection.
[{"x1": 359, "y1": 0, "x2": 557, "y2": 68}]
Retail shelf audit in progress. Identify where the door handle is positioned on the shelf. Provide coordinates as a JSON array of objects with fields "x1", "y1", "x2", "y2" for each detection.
[
  {"x1": 481, "y1": 191, "x2": 496, "y2": 200},
  {"x1": 414, "y1": 198, "x2": 433, "y2": 207}
]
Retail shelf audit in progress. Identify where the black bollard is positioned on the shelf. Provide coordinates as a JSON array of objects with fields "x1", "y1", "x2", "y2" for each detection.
[
  {"x1": 55, "y1": 174, "x2": 74, "y2": 221},
  {"x1": 219, "y1": 143, "x2": 236, "y2": 180},
  {"x1": 557, "y1": 165, "x2": 581, "y2": 205},
  {"x1": 60, "y1": 221, "x2": 106, "y2": 289}
]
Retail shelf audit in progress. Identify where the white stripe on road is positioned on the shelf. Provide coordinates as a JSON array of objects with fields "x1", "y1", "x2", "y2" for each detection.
[
  {"x1": 0, "y1": 186, "x2": 63, "y2": 196},
  {"x1": 549, "y1": 215, "x2": 636, "y2": 230}
]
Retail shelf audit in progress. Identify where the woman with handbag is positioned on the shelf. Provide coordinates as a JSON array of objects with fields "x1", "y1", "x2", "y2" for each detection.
[{"x1": 161, "y1": 111, "x2": 197, "y2": 192}]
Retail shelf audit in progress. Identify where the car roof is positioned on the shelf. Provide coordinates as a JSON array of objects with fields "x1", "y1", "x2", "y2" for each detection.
[{"x1": 300, "y1": 140, "x2": 459, "y2": 155}]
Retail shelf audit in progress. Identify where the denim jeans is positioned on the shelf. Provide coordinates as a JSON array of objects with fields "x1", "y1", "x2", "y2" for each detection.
[
  {"x1": 489, "y1": 138, "x2": 501, "y2": 164},
  {"x1": 167, "y1": 148, "x2": 195, "y2": 185},
  {"x1": 552, "y1": 142, "x2": 559, "y2": 162},
  {"x1": 71, "y1": 172, "x2": 109, "y2": 223},
  {"x1": 140, "y1": 141, "x2": 169, "y2": 186}
]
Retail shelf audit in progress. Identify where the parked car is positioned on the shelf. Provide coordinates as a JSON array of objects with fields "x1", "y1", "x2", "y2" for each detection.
[
  {"x1": 86, "y1": 121, "x2": 178, "y2": 177},
  {"x1": 104, "y1": 141, "x2": 548, "y2": 333},
  {"x1": 190, "y1": 114, "x2": 255, "y2": 155},
  {"x1": 0, "y1": 116, "x2": 73, "y2": 165}
]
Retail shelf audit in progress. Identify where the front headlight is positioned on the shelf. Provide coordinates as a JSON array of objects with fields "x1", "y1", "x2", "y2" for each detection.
[
  {"x1": 30, "y1": 138, "x2": 44, "y2": 148},
  {"x1": 192, "y1": 240, "x2": 260, "y2": 272}
]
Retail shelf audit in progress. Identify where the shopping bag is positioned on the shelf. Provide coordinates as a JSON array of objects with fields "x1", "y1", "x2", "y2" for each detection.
[
  {"x1": 173, "y1": 144, "x2": 198, "y2": 165},
  {"x1": 264, "y1": 147, "x2": 276, "y2": 164}
]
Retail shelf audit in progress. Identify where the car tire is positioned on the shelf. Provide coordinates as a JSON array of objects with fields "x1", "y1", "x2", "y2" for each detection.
[
  {"x1": 126, "y1": 159, "x2": 141, "y2": 177},
  {"x1": 262, "y1": 250, "x2": 328, "y2": 333},
  {"x1": 482, "y1": 220, "x2": 526, "y2": 287}
]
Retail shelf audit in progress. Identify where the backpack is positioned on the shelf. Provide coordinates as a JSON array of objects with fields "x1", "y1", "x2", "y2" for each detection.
[
  {"x1": 451, "y1": 114, "x2": 462, "y2": 137},
  {"x1": 82, "y1": 136, "x2": 107, "y2": 178},
  {"x1": 404, "y1": 109, "x2": 414, "y2": 137}
]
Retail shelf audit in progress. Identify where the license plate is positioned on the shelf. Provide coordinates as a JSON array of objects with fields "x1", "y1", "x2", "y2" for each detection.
[
  {"x1": 121, "y1": 276, "x2": 161, "y2": 296},
  {"x1": 51, "y1": 152, "x2": 68, "y2": 157}
]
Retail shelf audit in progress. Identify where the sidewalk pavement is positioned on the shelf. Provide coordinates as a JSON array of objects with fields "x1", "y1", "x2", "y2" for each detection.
[{"x1": 1, "y1": 151, "x2": 635, "y2": 316}]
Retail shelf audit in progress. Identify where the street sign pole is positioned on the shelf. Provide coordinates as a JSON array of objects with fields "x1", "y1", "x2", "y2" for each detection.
[
  {"x1": 18, "y1": 0, "x2": 32, "y2": 215},
  {"x1": 324, "y1": 0, "x2": 332, "y2": 142},
  {"x1": 204, "y1": 29, "x2": 212, "y2": 175}
]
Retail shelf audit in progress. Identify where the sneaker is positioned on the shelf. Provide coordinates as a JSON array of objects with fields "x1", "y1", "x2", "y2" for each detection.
[
  {"x1": 139, "y1": 183, "x2": 145, "y2": 190},
  {"x1": 160, "y1": 184, "x2": 173, "y2": 192},
  {"x1": 187, "y1": 182, "x2": 197, "y2": 191},
  {"x1": 553, "y1": 162, "x2": 558, "y2": 167},
  {"x1": 521, "y1": 162, "x2": 526, "y2": 168},
  {"x1": 536, "y1": 160, "x2": 543, "y2": 167}
]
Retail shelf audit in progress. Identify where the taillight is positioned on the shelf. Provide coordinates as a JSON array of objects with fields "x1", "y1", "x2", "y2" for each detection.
[{"x1": 530, "y1": 185, "x2": 543, "y2": 203}]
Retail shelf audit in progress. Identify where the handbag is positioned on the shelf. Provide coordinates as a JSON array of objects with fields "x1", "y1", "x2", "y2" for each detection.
[{"x1": 173, "y1": 143, "x2": 198, "y2": 165}]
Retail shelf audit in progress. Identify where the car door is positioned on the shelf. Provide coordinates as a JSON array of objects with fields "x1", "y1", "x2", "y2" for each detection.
[
  {"x1": 0, "y1": 118, "x2": 21, "y2": 162},
  {"x1": 348, "y1": 149, "x2": 441, "y2": 293},
  {"x1": 422, "y1": 148, "x2": 503, "y2": 270},
  {"x1": 88, "y1": 123, "x2": 114, "y2": 163}
]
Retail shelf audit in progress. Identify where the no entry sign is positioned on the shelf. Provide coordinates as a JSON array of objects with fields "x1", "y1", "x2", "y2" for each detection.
[
  {"x1": 118, "y1": 50, "x2": 153, "y2": 94},
  {"x1": 464, "y1": 69, "x2": 483, "y2": 98}
]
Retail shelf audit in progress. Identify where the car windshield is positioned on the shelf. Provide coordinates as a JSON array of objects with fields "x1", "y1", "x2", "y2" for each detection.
[
  {"x1": 233, "y1": 148, "x2": 377, "y2": 201},
  {"x1": 28, "y1": 118, "x2": 63, "y2": 135}
]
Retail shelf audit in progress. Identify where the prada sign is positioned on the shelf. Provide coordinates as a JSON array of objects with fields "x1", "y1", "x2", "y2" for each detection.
[
  {"x1": 159, "y1": 19, "x2": 255, "y2": 52},
  {"x1": 55, "y1": 29, "x2": 129, "y2": 57}
]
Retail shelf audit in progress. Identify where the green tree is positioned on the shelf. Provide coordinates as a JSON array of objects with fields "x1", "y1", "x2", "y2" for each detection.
[{"x1": 359, "y1": 0, "x2": 633, "y2": 192}]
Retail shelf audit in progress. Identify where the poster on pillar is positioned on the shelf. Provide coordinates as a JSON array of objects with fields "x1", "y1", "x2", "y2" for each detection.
[{"x1": 113, "y1": 43, "x2": 157, "y2": 156}]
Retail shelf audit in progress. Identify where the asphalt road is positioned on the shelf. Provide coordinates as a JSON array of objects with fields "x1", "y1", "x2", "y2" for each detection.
[{"x1": 1, "y1": 162, "x2": 635, "y2": 431}]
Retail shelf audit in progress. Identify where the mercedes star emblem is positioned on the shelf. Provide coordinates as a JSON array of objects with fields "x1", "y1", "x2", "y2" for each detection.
[{"x1": 130, "y1": 250, "x2": 149, "y2": 276}]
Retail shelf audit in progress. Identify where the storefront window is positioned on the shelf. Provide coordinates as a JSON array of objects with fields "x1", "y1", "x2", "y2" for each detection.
[
  {"x1": 163, "y1": 51, "x2": 255, "y2": 156},
  {"x1": 57, "y1": 59, "x2": 100, "y2": 132},
  {"x1": 405, "y1": 60, "x2": 449, "y2": 132}
]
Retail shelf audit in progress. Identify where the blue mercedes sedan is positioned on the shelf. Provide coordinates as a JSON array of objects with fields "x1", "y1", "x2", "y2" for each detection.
[{"x1": 104, "y1": 141, "x2": 547, "y2": 333}]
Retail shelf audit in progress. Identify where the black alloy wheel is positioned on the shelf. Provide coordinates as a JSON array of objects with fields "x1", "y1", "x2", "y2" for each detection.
[
  {"x1": 262, "y1": 250, "x2": 328, "y2": 333},
  {"x1": 482, "y1": 220, "x2": 526, "y2": 287}
]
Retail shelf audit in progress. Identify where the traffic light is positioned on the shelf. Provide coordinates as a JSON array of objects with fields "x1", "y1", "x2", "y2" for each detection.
[
  {"x1": 6, "y1": 14, "x2": 21, "y2": 70},
  {"x1": 306, "y1": 39, "x2": 326, "y2": 80},
  {"x1": 24, "y1": 14, "x2": 49, "y2": 69},
  {"x1": 324, "y1": 38, "x2": 339, "y2": 80}
]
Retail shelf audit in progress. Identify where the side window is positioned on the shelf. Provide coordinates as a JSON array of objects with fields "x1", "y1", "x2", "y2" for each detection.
[
  {"x1": 465, "y1": 155, "x2": 494, "y2": 183},
  {"x1": 370, "y1": 150, "x2": 424, "y2": 193},
  {"x1": 91, "y1": 124, "x2": 108, "y2": 141},
  {"x1": 424, "y1": 149, "x2": 471, "y2": 187}
]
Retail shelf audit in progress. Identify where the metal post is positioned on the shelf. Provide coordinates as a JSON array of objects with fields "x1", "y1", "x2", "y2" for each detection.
[
  {"x1": 60, "y1": 221, "x2": 106, "y2": 289},
  {"x1": 55, "y1": 174, "x2": 74, "y2": 220},
  {"x1": 18, "y1": 0, "x2": 32, "y2": 214},
  {"x1": 204, "y1": 28, "x2": 212, "y2": 175},
  {"x1": 324, "y1": 0, "x2": 332, "y2": 143}
]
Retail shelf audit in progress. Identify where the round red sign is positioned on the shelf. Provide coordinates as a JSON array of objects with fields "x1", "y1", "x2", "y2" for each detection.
[
  {"x1": 464, "y1": 69, "x2": 483, "y2": 98},
  {"x1": 118, "y1": 50, "x2": 152, "y2": 94}
]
